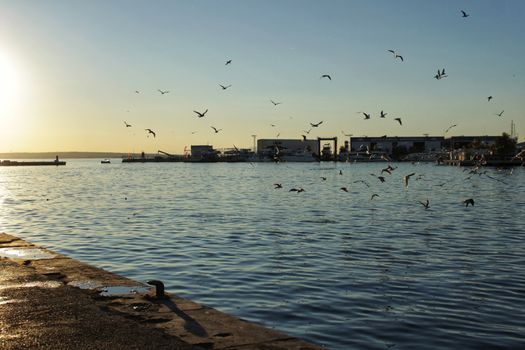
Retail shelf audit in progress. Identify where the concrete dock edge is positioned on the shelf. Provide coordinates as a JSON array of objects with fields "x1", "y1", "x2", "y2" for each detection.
[{"x1": 0, "y1": 233, "x2": 324, "y2": 350}]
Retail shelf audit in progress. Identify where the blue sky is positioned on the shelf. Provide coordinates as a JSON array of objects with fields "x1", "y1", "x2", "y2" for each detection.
[{"x1": 0, "y1": 0, "x2": 524, "y2": 152}]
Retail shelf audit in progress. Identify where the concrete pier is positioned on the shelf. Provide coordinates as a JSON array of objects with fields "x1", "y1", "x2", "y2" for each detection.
[{"x1": 0, "y1": 233, "x2": 323, "y2": 350}]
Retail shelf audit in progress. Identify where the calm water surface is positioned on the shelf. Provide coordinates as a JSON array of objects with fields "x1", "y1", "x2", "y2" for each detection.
[{"x1": 1, "y1": 159, "x2": 524, "y2": 349}]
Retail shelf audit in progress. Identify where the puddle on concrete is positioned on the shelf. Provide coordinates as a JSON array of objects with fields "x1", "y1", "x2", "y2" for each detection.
[
  {"x1": 67, "y1": 280, "x2": 150, "y2": 296},
  {"x1": 68, "y1": 280, "x2": 104, "y2": 290},
  {"x1": 98, "y1": 285, "x2": 151, "y2": 297},
  {"x1": 0, "y1": 248, "x2": 55, "y2": 260},
  {"x1": 0, "y1": 281, "x2": 63, "y2": 291}
]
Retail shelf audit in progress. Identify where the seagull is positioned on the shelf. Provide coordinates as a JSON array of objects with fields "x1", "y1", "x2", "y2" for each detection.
[
  {"x1": 134, "y1": 90, "x2": 140, "y2": 94},
  {"x1": 225, "y1": 59, "x2": 232, "y2": 65},
  {"x1": 445, "y1": 124, "x2": 457, "y2": 133},
  {"x1": 495, "y1": 110, "x2": 504, "y2": 117},
  {"x1": 371, "y1": 194, "x2": 379, "y2": 200},
  {"x1": 353, "y1": 180, "x2": 370, "y2": 187},
  {"x1": 211, "y1": 126, "x2": 222, "y2": 133},
  {"x1": 403, "y1": 173, "x2": 416, "y2": 187},
  {"x1": 461, "y1": 10, "x2": 469, "y2": 18},
  {"x1": 434, "y1": 68, "x2": 447, "y2": 80},
  {"x1": 394, "y1": 118, "x2": 402, "y2": 125},
  {"x1": 310, "y1": 121, "x2": 323, "y2": 127},
  {"x1": 340, "y1": 187, "x2": 348, "y2": 192},
  {"x1": 380, "y1": 110, "x2": 387, "y2": 118},
  {"x1": 289, "y1": 188, "x2": 305, "y2": 193},
  {"x1": 419, "y1": 199, "x2": 430, "y2": 209},
  {"x1": 303, "y1": 129, "x2": 312, "y2": 134},
  {"x1": 219, "y1": 84, "x2": 231, "y2": 90},
  {"x1": 363, "y1": 112, "x2": 371, "y2": 120},
  {"x1": 158, "y1": 89, "x2": 170, "y2": 95},
  {"x1": 270, "y1": 100, "x2": 282, "y2": 106},
  {"x1": 387, "y1": 50, "x2": 403, "y2": 61},
  {"x1": 320, "y1": 176, "x2": 327, "y2": 181},
  {"x1": 395, "y1": 54, "x2": 404, "y2": 61},
  {"x1": 377, "y1": 176, "x2": 386, "y2": 183},
  {"x1": 320, "y1": 74, "x2": 332, "y2": 80},
  {"x1": 487, "y1": 96, "x2": 493, "y2": 101},
  {"x1": 274, "y1": 183, "x2": 283, "y2": 189},
  {"x1": 193, "y1": 109, "x2": 208, "y2": 118},
  {"x1": 145, "y1": 129, "x2": 156, "y2": 138},
  {"x1": 124, "y1": 121, "x2": 132, "y2": 128},
  {"x1": 463, "y1": 198, "x2": 475, "y2": 207}
]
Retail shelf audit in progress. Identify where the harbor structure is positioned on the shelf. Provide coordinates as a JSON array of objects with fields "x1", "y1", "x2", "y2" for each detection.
[{"x1": 256, "y1": 138, "x2": 319, "y2": 161}]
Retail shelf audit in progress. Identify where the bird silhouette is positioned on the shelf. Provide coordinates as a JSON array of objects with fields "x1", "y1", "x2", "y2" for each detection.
[
  {"x1": 303, "y1": 129, "x2": 312, "y2": 134},
  {"x1": 495, "y1": 110, "x2": 504, "y2": 117},
  {"x1": 419, "y1": 199, "x2": 430, "y2": 209},
  {"x1": 363, "y1": 112, "x2": 371, "y2": 120},
  {"x1": 394, "y1": 118, "x2": 402, "y2": 125},
  {"x1": 270, "y1": 100, "x2": 282, "y2": 106},
  {"x1": 145, "y1": 129, "x2": 156, "y2": 138},
  {"x1": 310, "y1": 121, "x2": 323, "y2": 127},
  {"x1": 225, "y1": 59, "x2": 232, "y2": 65},
  {"x1": 124, "y1": 121, "x2": 132, "y2": 128},
  {"x1": 487, "y1": 96, "x2": 493, "y2": 101},
  {"x1": 461, "y1": 10, "x2": 469, "y2": 18},
  {"x1": 211, "y1": 126, "x2": 222, "y2": 133},
  {"x1": 377, "y1": 176, "x2": 386, "y2": 183},
  {"x1": 380, "y1": 110, "x2": 387, "y2": 118},
  {"x1": 134, "y1": 90, "x2": 140, "y2": 94},
  {"x1": 320, "y1": 74, "x2": 332, "y2": 80},
  {"x1": 219, "y1": 84, "x2": 231, "y2": 90},
  {"x1": 340, "y1": 187, "x2": 348, "y2": 192},
  {"x1": 320, "y1": 176, "x2": 327, "y2": 181},
  {"x1": 404, "y1": 173, "x2": 416, "y2": 187},
  {"x1": 274, "y1": 183, "x2": 283, "y2": 189},
  {"x1": 445, "y1": 124, "x2": 457, "y2": 133},
  {"x1": 194, "y1": 109, "x2": 208, "y2": 118},
  {"x1": 158, "y1": 89, "x2": 170, "y2": 95},
  {"x1": 463, "y1": 198, "x2": 475, "y2": 207},
  {"x1": 371, "y1": 194, "x2": 379, "y2": 200}
]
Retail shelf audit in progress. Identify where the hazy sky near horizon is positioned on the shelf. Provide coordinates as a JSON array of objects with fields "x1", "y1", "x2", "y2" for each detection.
[{"x1": 1, "y1": 0, "x2": 524, "y2": 153}]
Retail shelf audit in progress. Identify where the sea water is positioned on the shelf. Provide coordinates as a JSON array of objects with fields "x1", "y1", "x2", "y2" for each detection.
[{"x1": 1, "y1": 159, "x2": 524, "y2": 349}]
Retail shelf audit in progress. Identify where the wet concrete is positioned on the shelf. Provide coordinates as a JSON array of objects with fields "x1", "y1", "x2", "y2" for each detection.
[{"x1": 0, "y1": 233, "x2": 323, "y2": 349}]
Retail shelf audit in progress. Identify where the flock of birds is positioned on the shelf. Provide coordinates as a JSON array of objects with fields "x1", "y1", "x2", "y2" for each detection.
[
  {"x1": 118, "y1": 8, "x2": 517, "y2": 212},
  {"x1": 119, "y1": 9, "x2": 510, "y2": 146}
]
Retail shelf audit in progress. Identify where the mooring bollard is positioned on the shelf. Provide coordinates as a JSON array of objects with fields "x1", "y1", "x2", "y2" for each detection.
[{"x1": 146, "y1": 280, "x2": 165, "y2": 299}]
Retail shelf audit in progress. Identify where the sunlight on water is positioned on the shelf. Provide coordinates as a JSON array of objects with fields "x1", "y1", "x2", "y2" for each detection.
[{"x1": 0, "y1": 159, "x2": 524, "y2": 349}]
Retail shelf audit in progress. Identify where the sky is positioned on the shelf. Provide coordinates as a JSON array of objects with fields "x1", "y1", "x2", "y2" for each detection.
[{"x1": 0, "y1": 0, "x2": 524, "y2": 153}]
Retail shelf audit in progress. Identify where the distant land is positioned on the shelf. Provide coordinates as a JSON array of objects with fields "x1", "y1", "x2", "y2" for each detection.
[{"x1": 0, "y1": 152, "x2": 134, "y2": 159}]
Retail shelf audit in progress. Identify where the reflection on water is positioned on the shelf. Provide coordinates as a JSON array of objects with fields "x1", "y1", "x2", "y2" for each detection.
[{"x1": 1, "y1": 160, "x2": 524, "y2": 349}]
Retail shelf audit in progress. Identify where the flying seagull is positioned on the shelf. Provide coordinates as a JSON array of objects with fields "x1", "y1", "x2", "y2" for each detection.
[
  {"x1": 303, "y1": 129, "x2": 312, "y2": 134},
  {"x1": 310, "y1": 121, "x2": 323, "y2": 127},
  {"x1": 340, "y1": 187, "x2": 348, "y2": 192},
  {"x1": 124, "y1": 121, "x2": 132, "y2": 128},
  {"x1": 461, "y1": 10, "x2": 469, "y2": 18},
  {"x1": 394, "y1": 118, "x2": 402, "y2": 125},
  {"x1": 463, "y1": 198, "x2": 475, "y2": 207},
  {"x1": 274, "y1": 183, "x2": 283, "y2": 189},
  {"x1": 363, "y1": 112, "x2": 371, "y2": 120},
  {"x1": 404, "y1": 173, "x2": 416, "y2": 187},
  {"x1": 320, "y1": 74, "x2": 332, "y2": 80},
  {"x1": 219, "y1": 84, "x2": 231, "y2": 90},
  {"x1": 487, "y1": 96, "x2": 493, "y2": 101},
  {"x1": 387, "y1": 50, "x2": 403, "y2": 61},
  {"x1": 145, "y1": 128, "x2": 156, "y2": 138},
  {"x1": 225, "y1": 59, "x2": 232, "y2": 65},
  {"x1": 193, "y1": 109, "x2": 208, "y2": 118},
  {"x1": 270, "y1": 100, "x2": 282, "y2": 106},
  {"x1": 380, "y1": 110, "x2": 387, "y2": 118},
  {"x1": 445, "y1": 124, "x2": 457, "y2": 133},
  {"x1": 419, "y1": 199, "x2": 430, "y2": 209},
  {"x1": 211, "y1": 126, "x2": 222, "y2": 133},
  {"x1": 434, "y1": 68, "x2": 447, "y2": 80},
  {"x1": 495, "y1": 110, "x2": 504, "y2": 117},
  {"x1": 158, "y1": 89, "x2": 170, "y2": 95},
  {"x1": 371, "y1": 194, "x2": 379, "y2": 200}
]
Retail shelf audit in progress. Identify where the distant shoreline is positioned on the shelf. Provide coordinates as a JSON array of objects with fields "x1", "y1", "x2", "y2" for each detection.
[{"x1": 0, "y1": 152, "x2": 133, "y2": 159}]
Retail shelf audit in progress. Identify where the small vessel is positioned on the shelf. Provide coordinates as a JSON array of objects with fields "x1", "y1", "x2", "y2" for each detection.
[{"x1": 101, "y1": 159, "x2": 111, "y2": 164}]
